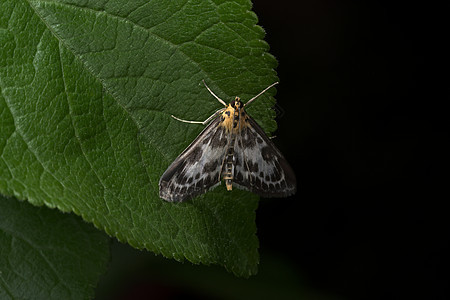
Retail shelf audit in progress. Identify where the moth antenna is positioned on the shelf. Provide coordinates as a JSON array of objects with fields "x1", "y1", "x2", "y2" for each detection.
[
  {"x1": 244, "y1": 82, "x2": 279, "y2": 107},
  {"x1": 202, "y1": 80, "x2": 227, "y2": 107}
]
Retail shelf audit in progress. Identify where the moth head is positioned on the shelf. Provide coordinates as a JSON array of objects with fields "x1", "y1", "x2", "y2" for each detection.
[{"x1": 230, "y1": 97, "x2": 243, "y2": 109}]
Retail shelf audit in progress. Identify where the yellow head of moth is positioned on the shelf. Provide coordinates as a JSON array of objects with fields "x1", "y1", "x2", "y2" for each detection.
[{"x1": 220, "y1": 97, "x2": 249, "y2": 133}]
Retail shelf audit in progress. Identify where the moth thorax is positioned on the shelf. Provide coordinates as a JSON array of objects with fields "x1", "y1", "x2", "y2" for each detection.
[{"x1": 221, "y1": 98, "x2": 248, "y2": 133}]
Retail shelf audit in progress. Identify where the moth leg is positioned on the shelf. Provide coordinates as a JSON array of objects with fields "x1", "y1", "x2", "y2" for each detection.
[
  {"x1": 171, "y1": 108, "x2": 225, "y2": 125},
  {"x1": 202, "y1": 80, "x2": 227, "y2": 107}
]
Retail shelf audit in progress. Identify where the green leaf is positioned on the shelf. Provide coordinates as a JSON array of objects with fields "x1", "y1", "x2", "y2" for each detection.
[
  {"x1": 0, "y1": 195, "x2": 110, "y2": 299},
  {"x1": 0, "y1": 0, "x2": 278, "y2": 276}
]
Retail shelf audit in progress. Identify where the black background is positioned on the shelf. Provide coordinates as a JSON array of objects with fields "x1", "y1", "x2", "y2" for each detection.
[
  {"x1": 97, "y1": 1, "x2": 449, "y2": 299},
  {"x1": 256, "y1": 1, "x2": 448, "y2": 299}
]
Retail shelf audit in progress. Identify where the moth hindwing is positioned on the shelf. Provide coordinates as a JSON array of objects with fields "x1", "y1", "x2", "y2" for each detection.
[{"x1": 159, "y1": 81, "x2": 296, "y2": 202}]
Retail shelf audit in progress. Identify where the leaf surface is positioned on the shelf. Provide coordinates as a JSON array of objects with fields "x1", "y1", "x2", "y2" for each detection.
[
  {"x1": 0, "y1": 0, "x2": 278, "y2": 276},
  {"x1": 0, "y1": 195, "x2": 109, "y2": 299}
]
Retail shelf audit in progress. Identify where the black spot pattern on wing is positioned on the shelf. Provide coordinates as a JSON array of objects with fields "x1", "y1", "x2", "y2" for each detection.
[
  {"x1": 203, "y1": 160, "x2": 219, "y2": 173},
  {"x1": 187, "y1": 147, "x2": 203, "y2": 163}
]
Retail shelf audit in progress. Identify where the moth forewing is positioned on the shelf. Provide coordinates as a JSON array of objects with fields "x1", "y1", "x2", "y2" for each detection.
[
  {"x1": 159, "y1": 117, "x2": 227, "y2": 202},
  {"x1": 233, "y1": 116, "x2": 296, "y2": 197},
  {"x1": 159, "y1": 81, "x2": 296, "y2": 202}
]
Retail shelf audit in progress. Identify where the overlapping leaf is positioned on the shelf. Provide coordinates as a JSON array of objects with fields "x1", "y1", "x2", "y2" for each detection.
[{"x1": 0, "y1": 195, "x2": 109, "y2": 299}]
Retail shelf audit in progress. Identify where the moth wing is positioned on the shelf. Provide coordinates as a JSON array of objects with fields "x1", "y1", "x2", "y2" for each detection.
[
  {"x1": 159, "y1": 118, "x2": 229, "y2": 202},
  {"x1": 233, "y1": 116, "x2": 296, "y2": 197}
]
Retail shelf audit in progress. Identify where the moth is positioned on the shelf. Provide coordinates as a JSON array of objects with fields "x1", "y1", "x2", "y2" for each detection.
[{"x1": 159, "y1": 81, "x2": 296, "y2": 202}]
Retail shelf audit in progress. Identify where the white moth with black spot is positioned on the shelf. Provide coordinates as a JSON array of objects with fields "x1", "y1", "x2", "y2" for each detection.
[{"x1": 159, "y1": 81, "x2": 296, "y2": 202}]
